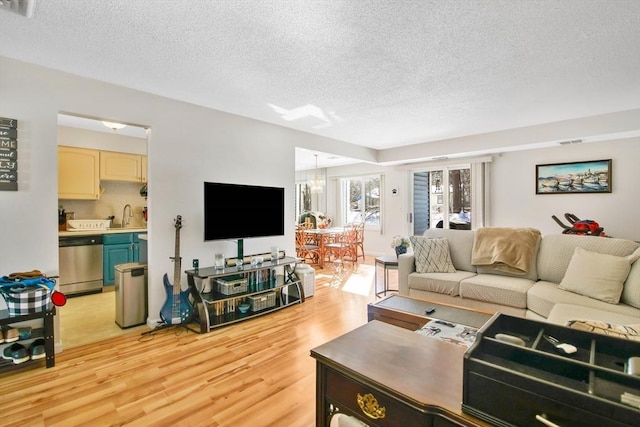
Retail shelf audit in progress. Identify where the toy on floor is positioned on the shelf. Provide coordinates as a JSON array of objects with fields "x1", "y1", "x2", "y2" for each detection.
[{"x1": 551, "y1": 213, "x2": 606, "y2": 236}]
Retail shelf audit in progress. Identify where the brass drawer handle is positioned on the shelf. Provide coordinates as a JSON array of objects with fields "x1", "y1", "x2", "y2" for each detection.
[{"x1": 357, "y1": 392, "x2": 386, "y2": 419}]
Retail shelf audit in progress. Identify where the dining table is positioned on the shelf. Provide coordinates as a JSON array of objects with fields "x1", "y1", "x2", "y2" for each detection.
[{"x1": 303, "y1": 227, "x2": 345, "y2": 268}]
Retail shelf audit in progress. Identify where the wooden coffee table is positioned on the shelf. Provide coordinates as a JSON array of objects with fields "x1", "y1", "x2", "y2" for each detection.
[{"x1": 367, "y1": 294, "x2": 494, "y2": 331}]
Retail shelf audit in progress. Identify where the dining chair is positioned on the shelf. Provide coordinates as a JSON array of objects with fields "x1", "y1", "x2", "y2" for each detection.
[
  {"x1": 324, "y1": 225, "x2": 359, "y2": 285},
  {"x1": 324, "y1": 224, "x2": 359, "y2": 267},
  {"x1": 352, "y1": 222, "x2": 365, "y2": 262},
  {"x1": 298, "y1": 213, "x2": 317, "y2": 228},
  {"x1": 298, "y1": 221, "x2": 319, "y2": 246},
  {"x1": 295, "y1": 226, "x2": 321, "y2": 264}
]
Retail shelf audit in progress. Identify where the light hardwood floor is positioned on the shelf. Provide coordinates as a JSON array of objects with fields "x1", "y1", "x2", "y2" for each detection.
[
  {"x1": 1, "y1": 257, "x2": 397, "y2": 426},
  {"x1": 59, "y1": 288, "x2": 148, "y2": 349}
]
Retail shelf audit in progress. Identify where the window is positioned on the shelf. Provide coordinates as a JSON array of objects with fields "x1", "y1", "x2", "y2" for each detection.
[
  {"x1": 340, "y1": 175, "x2": 381, "y2": 227},
  {"x1": 294, "y1": 182, "x2": 312, "y2": 222}
]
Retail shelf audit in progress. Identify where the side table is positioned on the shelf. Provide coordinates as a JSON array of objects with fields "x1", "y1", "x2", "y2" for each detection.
[{"x1": 374, "y1": 255, "x2": 398, "y2": 297}]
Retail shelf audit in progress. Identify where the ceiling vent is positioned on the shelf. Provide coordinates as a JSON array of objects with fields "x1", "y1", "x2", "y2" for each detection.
[
  {"x1": 0, "y1": 0, "x2": 35, "y2": 18},
  {"x1": 558, "y1": 139, "x2": 583, "y2": 145}
]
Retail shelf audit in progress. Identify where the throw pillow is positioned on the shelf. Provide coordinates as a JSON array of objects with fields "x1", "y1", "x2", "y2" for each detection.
[
  {"x1": 410, "y1": 236, "x2": 456, "y2": 273},
  {"x1": 558, "y1": 247, "x2": 640, "y2": 304},
  {"x1": 566, "y1": 319, "x2": 640, "y2": 342}
]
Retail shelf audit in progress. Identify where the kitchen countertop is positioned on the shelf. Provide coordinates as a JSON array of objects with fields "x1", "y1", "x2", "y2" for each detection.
[{"x1": 59, "y1": 227, "x2": 147, "y2": 237}]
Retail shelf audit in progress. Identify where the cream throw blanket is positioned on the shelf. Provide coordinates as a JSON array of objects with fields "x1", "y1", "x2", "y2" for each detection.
[{"x1": 471, "y1": 227, "x2": 541, "y2": 275}]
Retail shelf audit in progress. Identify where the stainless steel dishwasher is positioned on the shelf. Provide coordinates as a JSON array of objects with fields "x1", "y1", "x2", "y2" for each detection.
[{"x1": 58, "y1": 235, "x2": 104, "y2": 296}]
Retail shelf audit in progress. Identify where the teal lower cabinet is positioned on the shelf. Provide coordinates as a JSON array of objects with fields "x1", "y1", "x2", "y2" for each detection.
[
  {"x1": 132, "y1": 233, "x2": 140, "y2": 263},
  {"x1": 103, "y1": 233, "x2": 141, "y2": 285}
]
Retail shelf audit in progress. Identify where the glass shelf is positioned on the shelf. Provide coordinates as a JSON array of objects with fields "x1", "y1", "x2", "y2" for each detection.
[
  {"x1": 186, "y1": 256, "x2": 299, "y2": 279},
  {"x1": 185, "y1": 255, "x2": 305, "y2": 333}
]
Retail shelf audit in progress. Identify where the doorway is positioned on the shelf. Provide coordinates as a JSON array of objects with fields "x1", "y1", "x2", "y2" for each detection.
[
  {"x1": 411, "y1": 165, "x2": 473, "y2": 235},
  {"x1": 57, "y1": 113, "x2": 149, "y2": 348}
]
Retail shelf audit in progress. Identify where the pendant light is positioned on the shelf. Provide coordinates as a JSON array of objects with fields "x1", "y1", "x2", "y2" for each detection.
[{"x1": 308, "y1": 154, "x2": 324, "y2": 194}]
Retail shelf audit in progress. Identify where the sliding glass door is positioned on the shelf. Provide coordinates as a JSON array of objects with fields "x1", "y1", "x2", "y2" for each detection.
[{"x1": 411, "y1": 165, "x2": 475, "y2": 236}]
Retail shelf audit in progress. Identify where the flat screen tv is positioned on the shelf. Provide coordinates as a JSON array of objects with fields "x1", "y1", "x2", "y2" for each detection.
[{"x1": 204, "y1": 181, "x2": 285, "y2": 241}]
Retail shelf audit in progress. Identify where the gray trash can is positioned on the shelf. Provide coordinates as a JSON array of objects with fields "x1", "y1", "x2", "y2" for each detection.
[
  {"x1": 294, "y1": 264, "x2": 315, "y2": 298},
  {"x1": 115, "y1": 262, "x2": 148, "y2": 328}
]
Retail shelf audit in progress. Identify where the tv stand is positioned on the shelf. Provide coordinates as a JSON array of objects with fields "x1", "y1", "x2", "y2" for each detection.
[
  {"x1": 236, "y1": 239, "x2": 243, "y2": 264},
  {"x1": 185, "y1": 255, "x2": 304, "y2": 333}
]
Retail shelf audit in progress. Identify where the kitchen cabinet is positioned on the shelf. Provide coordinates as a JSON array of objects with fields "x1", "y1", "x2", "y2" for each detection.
[
  {"x1": 132, "y1": 235, "x2": 140, "y2": 261},
  {"x1": 141, "y1": 155, "x2": 147, "y2": 183},
  {"x1": 58, "y1": 146, "x2": 100, "y2": 200},
  {"x1": 100, "y1": 151, "x2": 147, "y2": 182},
  {"x1": 103, "y1": 233, "x2": 141, "y2": 285}
]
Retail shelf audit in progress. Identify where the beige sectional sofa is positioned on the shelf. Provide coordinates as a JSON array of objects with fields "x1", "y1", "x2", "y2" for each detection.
[{"x1": 398, "y1": 228, "x2": 640, "y2": 326}]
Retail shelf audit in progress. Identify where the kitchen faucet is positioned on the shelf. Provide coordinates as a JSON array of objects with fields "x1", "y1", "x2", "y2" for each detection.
[{"x1": 122, "y1": 204, "x2": 132, "y2": 228}]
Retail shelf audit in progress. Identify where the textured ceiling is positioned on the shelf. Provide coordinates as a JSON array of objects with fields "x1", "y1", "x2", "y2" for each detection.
[{"x1": 1, "y1": 0, "x2": 639, "y2": 170}]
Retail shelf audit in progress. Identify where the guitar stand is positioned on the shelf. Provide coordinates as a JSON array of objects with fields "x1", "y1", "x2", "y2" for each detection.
[
  {"x1": 170, "y1": 322, "x2": 199, "y2": 334},
  {"x1": 139, "y1": 320, "x2": 198, "y2": 340}
]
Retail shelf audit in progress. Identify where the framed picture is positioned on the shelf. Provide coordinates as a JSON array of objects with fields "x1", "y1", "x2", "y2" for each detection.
[{"x1": 536, "y1": 159, "x2": 611, "y2": 194}]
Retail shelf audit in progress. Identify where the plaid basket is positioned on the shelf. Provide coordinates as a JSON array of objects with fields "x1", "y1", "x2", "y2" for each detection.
[{"x1": 0, "y1": 277, "x2": 54, "y2": 316}]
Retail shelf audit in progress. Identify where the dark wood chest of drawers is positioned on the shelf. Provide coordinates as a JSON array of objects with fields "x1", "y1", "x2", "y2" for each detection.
[{"x1": 310, "y1": 320, "x2": 488, "y2": 426}]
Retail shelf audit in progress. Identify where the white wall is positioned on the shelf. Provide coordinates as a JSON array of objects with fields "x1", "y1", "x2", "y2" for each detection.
[
  {"x1": 58, "y1": 125, "x2": 147, "y2": 154},
  {"x1": 0, "y1": 57, "x2": 363, "y2": 350},
  {"x1": 490, "y1": 138, "x2": 640, "y2": 240}
]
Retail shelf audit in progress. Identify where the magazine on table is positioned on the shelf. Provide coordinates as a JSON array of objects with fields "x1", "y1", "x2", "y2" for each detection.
[{"x1": 415, "y1": 319, "x2": 478, "y2": 349}]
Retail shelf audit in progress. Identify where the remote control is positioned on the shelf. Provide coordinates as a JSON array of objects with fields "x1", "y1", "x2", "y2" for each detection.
[{"x1": 435, "y1": 320, "x2": 455, "y2": 327}]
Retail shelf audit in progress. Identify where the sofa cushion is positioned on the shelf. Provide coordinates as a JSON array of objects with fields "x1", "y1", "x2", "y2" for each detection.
[
  {"x1": 546, "y1": 303, "x2": 640, "y2": 326},
  {"x1": 423, "y1": 228, "x2": 476, "y2": 272},
  {"x1": 558, "y1": 247, "x2": 640, "y2": 304},
  {"x1": 622, "y1": 255, "x2": 640, "y2": 309},
  {"x1": 537, "y1": 234, "x2": 640, "y2": 284},
  {"x1": 460, "y1": 274, "x2": 534, "y2": 308},
  {"x1": 528, "y1": 281, "x2": 640, "y2": 319},
  {"x1": 565, "y1": 319, "x2": 640, "y2": 341},
  {"x1": 407, "y1": 271, "x2": 477, "y2": 296},
  {"x1": 410, "y1": 236, "x2": 456, "y2": 273},
  {"x1": 526, "y1": 281, "x2": 558, "y2": 318}
]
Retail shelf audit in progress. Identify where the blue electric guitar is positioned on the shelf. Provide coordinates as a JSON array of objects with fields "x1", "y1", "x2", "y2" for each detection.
[{"x1": 161, "y1": 215, "x2": 194, "y2": 325}]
